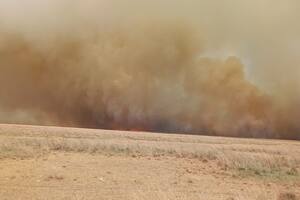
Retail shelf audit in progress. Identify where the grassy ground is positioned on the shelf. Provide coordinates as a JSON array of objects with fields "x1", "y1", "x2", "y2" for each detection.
[{"x1": 0, "y1": 124, "x2": 299, "y2": 199}]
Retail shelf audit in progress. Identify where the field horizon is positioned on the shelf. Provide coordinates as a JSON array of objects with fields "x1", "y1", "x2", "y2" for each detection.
[{"x1": 2, "y1": 123, "x2": 299, "y2": 141}]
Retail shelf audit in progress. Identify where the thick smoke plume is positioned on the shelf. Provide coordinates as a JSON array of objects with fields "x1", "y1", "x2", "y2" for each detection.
[{"x1": 0, "y1": 0, "x2": 299, "y2": 139}]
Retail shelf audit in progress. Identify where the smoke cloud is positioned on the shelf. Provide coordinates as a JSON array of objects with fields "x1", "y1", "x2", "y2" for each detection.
[{"x1": 0, "y1": 0, "x2": 299, "y2": 139}]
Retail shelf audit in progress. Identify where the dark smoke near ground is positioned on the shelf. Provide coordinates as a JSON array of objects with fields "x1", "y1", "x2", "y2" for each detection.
[{"x1": 0, "y1": 0, "x2": 299, "y2": 139}]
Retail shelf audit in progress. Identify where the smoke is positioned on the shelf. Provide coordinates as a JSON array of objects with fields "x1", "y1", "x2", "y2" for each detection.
[{"x1": 0, "y1": 0, "x2": 299, "y2": 139}]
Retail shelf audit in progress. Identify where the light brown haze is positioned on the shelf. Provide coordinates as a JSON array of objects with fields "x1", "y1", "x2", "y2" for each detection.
[{"x1": 0, "y1": 0, "x2": 300, "y2": 139}]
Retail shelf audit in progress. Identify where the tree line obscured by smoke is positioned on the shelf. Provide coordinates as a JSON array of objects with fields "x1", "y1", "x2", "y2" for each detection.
[{"x1": 0, "y1": 0, "x2": 299, "y2": 139}]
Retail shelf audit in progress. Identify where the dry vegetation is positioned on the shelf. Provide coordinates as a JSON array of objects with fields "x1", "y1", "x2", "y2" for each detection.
[
  {"x1": 1, "y1": 126, "x2": 299, "y2": 178},
  {"x1": 0, "y1": 124, "x2": 299, "y2": 200}
]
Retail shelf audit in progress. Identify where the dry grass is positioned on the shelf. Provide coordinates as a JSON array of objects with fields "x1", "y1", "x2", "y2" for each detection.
[
  {"x1": 1, "y1": 133, "x2": 299, "y2": 179},
  {"x1": 0, "y1": 124, "x2": 299, "y2": 200}
]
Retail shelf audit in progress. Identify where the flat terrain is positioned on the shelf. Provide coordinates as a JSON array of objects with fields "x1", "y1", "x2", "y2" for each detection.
[{"x1": 0, "y1": 124, "x2": 299, "y2": 200}]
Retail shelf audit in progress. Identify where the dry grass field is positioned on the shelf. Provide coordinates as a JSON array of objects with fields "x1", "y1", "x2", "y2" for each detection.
[{"x1": 0, "y1": 124, "x2": 299, "y2": 200}]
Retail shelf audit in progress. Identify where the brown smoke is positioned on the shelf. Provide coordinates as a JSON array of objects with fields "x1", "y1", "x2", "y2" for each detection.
[{"x1": 0, "y1": 0, "x2": 299, "y2": 139}]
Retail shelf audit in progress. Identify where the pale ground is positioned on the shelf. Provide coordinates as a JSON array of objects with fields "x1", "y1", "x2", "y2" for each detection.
[{"x1": 0, "y1": 124, "x2": 299, "y2": 200}]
